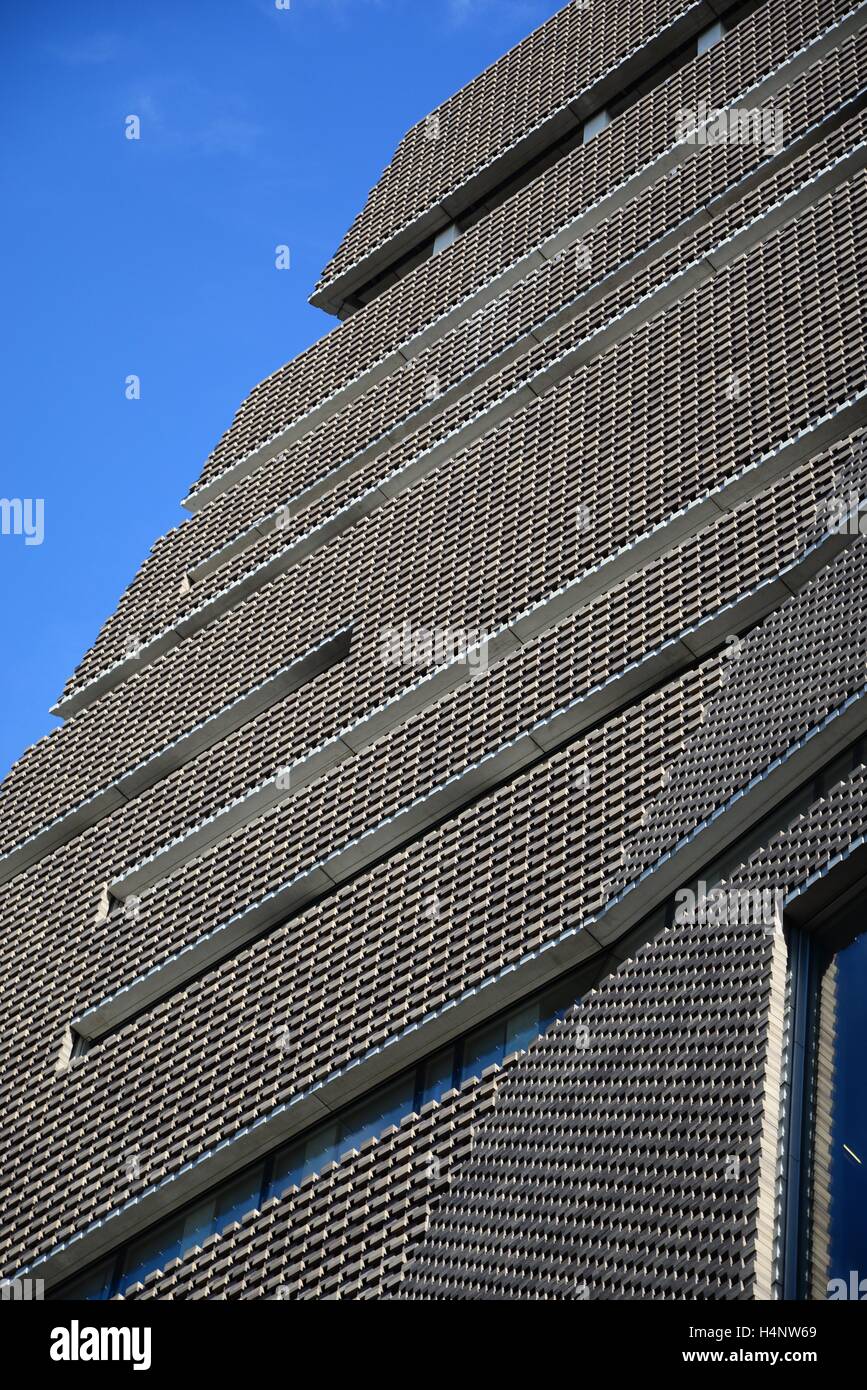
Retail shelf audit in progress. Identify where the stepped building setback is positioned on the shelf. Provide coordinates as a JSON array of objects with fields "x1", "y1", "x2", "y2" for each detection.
[{"x1": 2, "y1": 0, "x2": 867, "y2": 1300}]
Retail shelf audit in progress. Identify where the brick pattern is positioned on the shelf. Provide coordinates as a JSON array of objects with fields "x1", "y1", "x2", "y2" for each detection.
[
  {"x1": 129, "y1": 762, "x2": 867, "y2": 1300},
  {"x1": 59, "y1": 68, "x2": 867, "y2": 697},
  {"x1": 56, "y1": 166, "x2": 867, "y2": 719},
  {"x1": 7, "y1": 535, "x2": 867, "y2": 1279},
  {"x1": 128, "y1": 1070, "x2": 506, "y2": 1301},
  {"x1": 315, "y1": 0, "x2": 697, "y2": 300},
  {"x1": 186, "y1": 0, "x2": 848, "y2": 502},
  {"x1": 403, "y1": 763, "x2": 867, "y2": 1300},
  {"x1": 1, "y1": 664, "x2": 715, "y2": 1276},
  {"x1": 1, "y1": 426, "x2": 860, "y2": 866},
  {"x1": 405, "y1": 921, "x2": 776, "y2": 1299},
  {"x1": 618, "y1": 542, "x2": 867, "y2": 888},
  {"x1": 3, "y1": 0, "x2": 866, "y2": 1304}
]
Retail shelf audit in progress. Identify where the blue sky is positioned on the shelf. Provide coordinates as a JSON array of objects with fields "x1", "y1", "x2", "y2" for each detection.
[{"x1": 0, "y1": 0, "x2": 560, "y2": 779}]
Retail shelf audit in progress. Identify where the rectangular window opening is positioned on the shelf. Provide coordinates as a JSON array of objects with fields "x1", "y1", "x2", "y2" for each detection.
[
  {"x1": 582, "y1": 108, "x2": 610, "y2": 143},
  {"x1": 432, "y1": 222, "x2": 460, "y2": 256},
  {"x1": 51, "y1": 743, "x2": 866, "y2": 1300},
  {"x1": 696, "y1": 19, "x2": 726, "y2": 56},
  {"x1": 50, "y1": 962, "x2": 587, "y2": 1301},
  {"x1": 782, "y1": 851, "x2": 867, "y2": 1299}
]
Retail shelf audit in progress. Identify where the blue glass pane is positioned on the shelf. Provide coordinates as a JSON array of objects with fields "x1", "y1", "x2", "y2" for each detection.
[
  {"x1": 269, "y1": 1122, "x2": 339, "y2": 1200},
  {"x1": 420, "y1": 1047, "x2": 455, "y2": 1107},
  {"x1": 119, "y1": 1165, "x2": 267, "y2": 1294},
  {"x1": 337, "y1": 1075, "x2": 415, "y2": 1155},
  {"x1": 174, "y1": 1198, "x2": 214, "y2": 1262},
  {"x1": 55, "y1": 967, "x2": 604, "y2": 1299},
  {"x1": 119, "y1": 1213, "x2": 187, "y2": 1292},
  {"x1": 823, "y1": 929, "x2": 867, "y2": 1293},
  {"x1": 57, "y1": 1257, "x2": 116, "y2": 1301},
  {"x1": 505, "y1": 1002, "x2": 540, "y2": 1054},
  {"x1": 301, "y1": 1122, "x2": 338, "y2": 1177},
  {"x1": 213, "y1": 1167, "x2": 263, "y2": 1230},
  {"x1": 538, "y1": 975, "x2": 582, "y2": 1031},
  {"x1": 268, "y1": 1140, "x2": 306, "y2": 1200},
  {"x1": 176, "y1": 1168, "x2": 265, "y2": 1261},
  {"x1": 460, "y1": 1018, "x2": 506, "y2": 1083}
]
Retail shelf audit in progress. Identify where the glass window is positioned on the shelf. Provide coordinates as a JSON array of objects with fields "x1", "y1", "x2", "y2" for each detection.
[
  {"x1": 538, "y1": 975, "x2": 582, "y2": 1031},
  {"x1": 432, "y1": 223, "x2": 460, "y2": 255},
  {"x1": 268, "y1": 1140, "x2": 305, "y2": 1201},
  {"x1": 120, "y1": 1212, "x2": 188, "y2": 1292},
  {"x1": 696, "y1": 20, "x2": 725, "y2": 56},
  {"x1": 582, "y1": 109, "x2": 610, "y2": 143},
  {"x1": 810, "y1": 927, "x2": 867, "y2": 1296},
  {"x1": 337, "y1": 1074, "x2": 415, "y2": 1156},
  {"x1": 461, "y1": 1017, "x2": 506, "y2": 1083},
  {"x1": 56, "y1": 1256, "x2": 116, "y2": 1301},
  {"x1": 299, "y1": 1122, "x2": 339, "y2": 1178},
  {"x1": 212, "y1": 1168, "x2": 263, "y2": 1229},
  {"x1": 505, "y1": 1001, "x2": 541, "y2": 1055},
  {"x1": 183, "y1": 1167, "x2": 264, "y2": 1245},
  {"x1": 118, "y1": 1166, "x2": 263, "y2": 1293},
  {"x1": 268, "y1": 1121, "x2": 338, "y2": 1201},
  {"x1": 268, "y1": 1076, "x2": 418, "y2": 1202},
  {"x1": 52, "y1": 965, "x2": 584, "y2": 1300},
  {"x1": 172, "y1": 1196, "x2": 217, "y2": 1264},
  {"x1": 419, "y1": 1047, "x2": 455, "y2": 1107}
]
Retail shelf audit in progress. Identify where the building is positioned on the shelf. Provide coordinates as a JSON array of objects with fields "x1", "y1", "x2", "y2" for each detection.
[{"x1": 2, "y1": 0, "x2": 867, "y2": 1301}]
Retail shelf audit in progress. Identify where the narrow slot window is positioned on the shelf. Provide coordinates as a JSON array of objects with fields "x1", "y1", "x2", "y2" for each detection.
[
  {"x1": 582, "y1": 108, "x2": 610, "y2": 143},
  {"x1": 268, "y1": 1124, "x2": 338, "y2": 1203},
  {"x1": 53, "y1": 1256, "x2": 116, "y2": 1302},
  {"x1": 118, "y1": 1164, "x2": 264, "y2": 1296},
  {"x1": 785, "y1": 895, "x2": 867, "y2": 1299},
  {"x1": 696, "y1": 19, "x2": 726, "y2": 55},
  {"x1": 432, "y1": 222, "x2": 460, "y2": 255},
  {"x1": 419, "y1": 1047, "x2": 456, "y2": 1107},
  {"x1": 337, "y1": 1073, "x2": 416, "y2": 1155},
  {"x1": 50, "y1": 964, "x2": 588, "y2": 1298},
  {"x1": 460, "y1": 1016, "x2": 507, "y2": 1083}
]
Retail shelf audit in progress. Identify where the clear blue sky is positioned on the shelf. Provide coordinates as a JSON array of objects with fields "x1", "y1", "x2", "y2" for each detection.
[{"x1": 0, "y1": 0, "x2": 559, "y2": 780}]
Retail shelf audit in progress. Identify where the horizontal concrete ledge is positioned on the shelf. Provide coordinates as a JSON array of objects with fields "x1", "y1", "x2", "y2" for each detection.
[
  {"x1": 588, "y1": 688, "x2": 867, "y2": 954},
  {"x1": 188, "y1": 93, "x2": 867, "y2": 597},
  {"x1": 30, "y1": 934, "x2": 611, "y2": 1294},
  {"x1": 57, "y1": 138, "x2": 867, "y2": 730},
  {"x1": 33, "y1": 387, "x2": 866, "y2": 897},
  {"x1": 186, "y1": 333, "x2": 544, "y2": 588},
  {"x1": 108, "y1": 519, "x2": 852, "y2": 904},
  {"x1": 28, "y1": 680, "x2": 867, "y2": 1293},
  {"x1": 181, "y1": 3, "x2": 864, "y2": 519},
  {"x1": 86, "y1": 525, "x2": 850, "y2": 1034},
  {"x1": 307, "y1": 1, "x2": 728, "y2": 317},
  {"x1": 32, "y1": 391, "x2": 867, "y2": 890},
  {"x1": 180, "y1": 343, "x2": 409, "y2": 515},
  {"x1": 0, "y1": 629, "x2": 352, "y2": 889}
]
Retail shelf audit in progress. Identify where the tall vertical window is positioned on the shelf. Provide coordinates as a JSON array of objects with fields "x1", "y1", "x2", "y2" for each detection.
[
  {"x1": 51, "y1": 965, "x2": 585, "y2": 1299},
  {"x1": 784, "y1": 892, "x2": 867, "y2": 1298},
  {"x1": 810, "y1": 921, "x2": 867, "y2": 1297}
]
